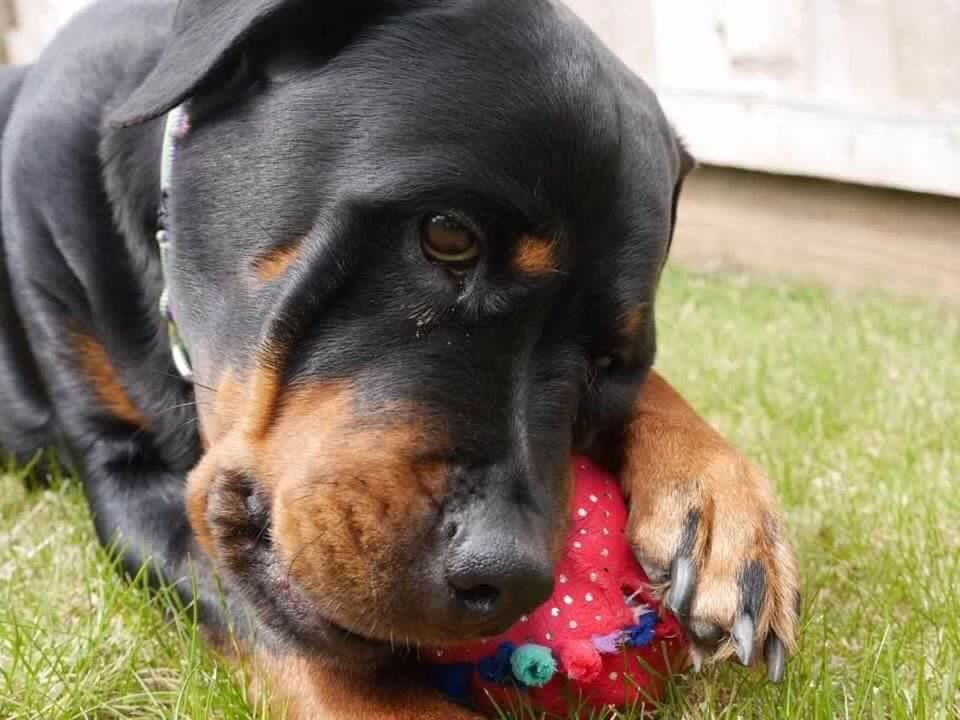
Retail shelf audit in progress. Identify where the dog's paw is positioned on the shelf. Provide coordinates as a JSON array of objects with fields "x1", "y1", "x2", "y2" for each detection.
[{"x1": 623, "y1": 439, "x2": 799, "y2": 680}]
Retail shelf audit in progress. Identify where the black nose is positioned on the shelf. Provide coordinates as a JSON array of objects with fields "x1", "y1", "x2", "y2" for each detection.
[{"x1": 445, "y1": 531, "x2": 554, "y2": 631}]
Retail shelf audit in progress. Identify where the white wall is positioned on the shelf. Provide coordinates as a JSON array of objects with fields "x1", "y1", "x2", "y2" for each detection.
[
  {"x1": 6, "y1": 0, "x2": 960, "y2": 197},
  {"x1": 566, "y1": 0, "x2": 960, "y2": 198},
  {"x1": 5, "y1": 0, "x2": 91, "y2": 64}
]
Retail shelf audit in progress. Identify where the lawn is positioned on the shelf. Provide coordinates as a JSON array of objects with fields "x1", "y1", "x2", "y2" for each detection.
[{"x1": 2, "y1": 267, "x2": 958, "y2": 719}]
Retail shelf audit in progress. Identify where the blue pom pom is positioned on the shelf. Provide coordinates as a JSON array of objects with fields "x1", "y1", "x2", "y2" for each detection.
[
  {"x1": 429, "y1": 662, "x2": 475, "y2": 706},
  {"x1": 623, "y1": 612, "x2": 658, "y2": 648},
  {"x1": 478, "y1": 642, "x2": 516, "y2": 684}
]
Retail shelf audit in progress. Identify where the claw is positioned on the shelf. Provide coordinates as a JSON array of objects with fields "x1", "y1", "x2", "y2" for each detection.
[
  {"x1": 666, "y1": 556, "x2": 696, "y2": 617},
  {"x1": 731, "y1": 614, "x2": 755, "y2": 666},
  {"x1": 689, "y1": 645, "x2": 705, "y2": 672},
  {"x1": 764, "y1": 633, "x2": 786, "y2": 683}
]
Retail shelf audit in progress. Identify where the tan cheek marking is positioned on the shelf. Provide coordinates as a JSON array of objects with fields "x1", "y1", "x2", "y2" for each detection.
[
  {"x1": 255, "y1": 382, "x2": 354, "y2": 492},
  {"x1": 187, "y1": 363, "x2": 286, "y2": 559},
  {"x1": 255, "y1": 240, "x2": 304, "y2": 282},
  {"x1": 196, "y1": 368, "x2": 244, "y2": 445},
  {"x1": 74, "y1": 333, "x2": 148, "y2": 428},
  {"x1": 188, "y1": 362, "x2": 454, "y2": 641},
  {"x1": 621, "y1": 302, "x2": 650, "y2": 339},
  {"x1": 185, "y1": 439, "x2": 231, "y2": 558},
  {"x1": 266, "y1": 386, "x2": 445, "y2": 576},
  {"x1": 513, "y1": 235, "x2": 559, "y2": 276}
]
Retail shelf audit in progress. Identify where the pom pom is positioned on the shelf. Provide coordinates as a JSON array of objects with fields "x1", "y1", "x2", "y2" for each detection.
[
  {"x1": 510, "y1": 644, "x2": 557, "y2": 688},
  {"x1": 477, "y1": 642, "x2": 516, "y2": 684},
  {"x1": 427, "y1": 663, "x2": 475, "y2": 705},
  {"x1": 592, "y1": 630, "x2": 622, "y2": 655},
  {"x1": 623, "y1": 613, "x2": 658, "y2": 648},
  {"x1": 558, "y1": 639, "x2": 602, "y2": 683}
]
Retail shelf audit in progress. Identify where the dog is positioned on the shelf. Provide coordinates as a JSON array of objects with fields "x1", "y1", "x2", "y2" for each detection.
[{"x1": 0, "y1": 1, "x2": 799, "y2": 717}]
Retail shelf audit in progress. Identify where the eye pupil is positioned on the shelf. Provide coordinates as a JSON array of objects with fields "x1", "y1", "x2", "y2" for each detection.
[{"x1": 421, "y1": 214, "x2": 481, "y2": 266}]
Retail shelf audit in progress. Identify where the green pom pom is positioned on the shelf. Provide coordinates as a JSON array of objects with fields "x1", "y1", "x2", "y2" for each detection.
[{"x1": 509, "y1": 644, "x2": 557, "y2": 688}]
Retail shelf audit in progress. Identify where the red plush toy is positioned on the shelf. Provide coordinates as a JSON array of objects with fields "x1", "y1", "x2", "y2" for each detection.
[{"x1": 428, "y1": 457, "x2": 689, "y2": 717}]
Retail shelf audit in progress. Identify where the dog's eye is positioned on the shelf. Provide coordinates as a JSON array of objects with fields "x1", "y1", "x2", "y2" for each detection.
[{"x1": 421, "y1": 214, "x2": 481, "y2": 268}]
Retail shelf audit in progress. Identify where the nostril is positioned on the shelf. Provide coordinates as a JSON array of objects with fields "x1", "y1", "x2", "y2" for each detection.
[{"x1": 452, "y1": 583, "x2": 502, "y2": 615}]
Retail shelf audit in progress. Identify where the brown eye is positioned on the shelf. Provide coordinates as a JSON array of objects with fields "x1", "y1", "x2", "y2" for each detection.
[{"x1": 421, "y1": 214, "x2": 481, "y2": 266}]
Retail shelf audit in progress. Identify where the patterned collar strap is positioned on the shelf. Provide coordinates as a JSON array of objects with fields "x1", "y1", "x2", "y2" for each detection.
[{"x1": 157, "y1": 106, "x2": 194, "y2": 382}]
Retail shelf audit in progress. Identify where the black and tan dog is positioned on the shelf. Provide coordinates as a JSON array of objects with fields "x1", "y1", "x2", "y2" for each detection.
[{"x1": 0, "y1": 1, "x2": 799, "y2": 717}]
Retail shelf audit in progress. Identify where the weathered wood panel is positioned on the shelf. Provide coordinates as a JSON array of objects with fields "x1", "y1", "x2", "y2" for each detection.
[
  {"x1": 673, "y1": 167, "x2": 960, "y2": 302},
  {"x1": 5, "y1": 0, "x2": 960, "y2": 200},
  {"x1": 566, "y1": 0, "x2": 960, "y2": 198},
  {"x1": 5, "y1": 0, "x2": 91, "y2": 64}
]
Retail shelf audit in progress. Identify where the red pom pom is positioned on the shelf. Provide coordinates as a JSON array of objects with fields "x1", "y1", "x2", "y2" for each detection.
[{"x1": 558, "y1": 639, "x2": 602, "y2": 683}]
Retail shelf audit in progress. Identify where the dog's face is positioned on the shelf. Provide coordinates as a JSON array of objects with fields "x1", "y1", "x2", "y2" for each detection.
[{"x1": 115, "y1": 0, "x2": 691, "y2": 661}]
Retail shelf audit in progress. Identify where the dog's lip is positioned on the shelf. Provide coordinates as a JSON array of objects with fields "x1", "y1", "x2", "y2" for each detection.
[
  {"x1": 223, "y1": 538, "x2": 395, "y2": 661},
  {"x1": 260, "y1": 551, "x2": 516, "y2": 651}
]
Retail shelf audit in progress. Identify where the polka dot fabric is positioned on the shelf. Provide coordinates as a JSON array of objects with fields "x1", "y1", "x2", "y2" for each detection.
[{"x1": 429, "y1": 456, "x2": 689, "y2": 717}]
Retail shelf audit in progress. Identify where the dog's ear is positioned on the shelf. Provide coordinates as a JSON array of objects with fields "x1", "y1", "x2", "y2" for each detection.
[
  {"x1": 662, "y1": 134, "x2": 695, "y2": 267},
  {"x1": 676, "y1": 136, "x2": 696, "y2": 184},
  {"x1": 109, "y1": 0, "x2": 291, "y2": 127}
]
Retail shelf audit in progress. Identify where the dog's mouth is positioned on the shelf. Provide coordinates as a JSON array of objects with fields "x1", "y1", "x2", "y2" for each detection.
[
  {"x1": 207, "y1": 477, "x2": 533, "y2": 662},
  {"x1": 213, "y1": 484, "x2": 396, "y2": 664}
]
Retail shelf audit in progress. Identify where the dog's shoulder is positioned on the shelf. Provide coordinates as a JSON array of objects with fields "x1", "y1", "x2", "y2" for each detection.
[{"x1": 3, "y1": 0, "x2": 170, "y2": 197}]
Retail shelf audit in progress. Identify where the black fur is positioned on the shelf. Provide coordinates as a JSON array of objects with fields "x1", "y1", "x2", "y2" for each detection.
[{"x1": 1, "y1": 0, "x2": 691, "y2": 664}]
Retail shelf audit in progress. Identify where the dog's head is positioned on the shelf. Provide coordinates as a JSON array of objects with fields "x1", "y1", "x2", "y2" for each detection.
[{"x1": 114, "y1": 0, "x2": 693, "y2": 661}]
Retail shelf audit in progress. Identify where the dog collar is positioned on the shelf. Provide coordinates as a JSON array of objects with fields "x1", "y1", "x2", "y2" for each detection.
[{"x1": 157, "y1": 106, "x2": 194, "y2": 382}]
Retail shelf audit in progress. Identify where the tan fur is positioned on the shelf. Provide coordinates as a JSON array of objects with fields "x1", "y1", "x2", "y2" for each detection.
[
  {"x1": 185, "y1": 361, "x2": 476, "y2": 645},
  {"x1": 184, "y1": 361, "x2": 520, "y2": 715},
  {"x1": 248, "y1": 650, "x2": 484, "y2": 720},
  {"x1": 74, "y1": 332, "x2": 148, "y2": 428},
  {"x1": 620, "y1": 303, "x2": 649, "y2": 339},
  {"x1": 513, "y1": 235, "x2": 559, "y2": 276},
  {"x1": 620, "y1": 370, "x2": 800, "y2": 663},
  {"x1": 255, "y1": 241, "x2": 304, "y2": 282}
]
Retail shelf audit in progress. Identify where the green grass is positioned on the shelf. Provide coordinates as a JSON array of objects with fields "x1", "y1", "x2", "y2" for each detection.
[{"x1": 2, "y1": 267, "x2": 958, "y2": 719}]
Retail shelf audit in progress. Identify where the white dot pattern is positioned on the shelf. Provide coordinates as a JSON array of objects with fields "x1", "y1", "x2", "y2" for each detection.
[{"x1": 521, "y1": 462, "x2": 651, "y2": 671}]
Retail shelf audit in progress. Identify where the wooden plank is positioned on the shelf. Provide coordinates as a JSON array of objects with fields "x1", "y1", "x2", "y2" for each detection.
[
  {"x1": 6, "y1": 0, "x2": 92, "y2": 64},
  {"x1": 563, "y1": 0, "x2": 960, "y2": 198},
  {"x1": 672, "y1": 166, "x2": 960, "y2": 301},
  {"x1": 660, "y1": 90, "x2": 960, "y2": 198},
  {"x1": 0, "y1": 0, "x2": 13, "y2": 64}
]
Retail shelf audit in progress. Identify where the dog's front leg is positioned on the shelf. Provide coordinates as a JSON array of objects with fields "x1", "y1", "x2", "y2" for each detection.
[{"x1": 618, "y1": 370, "x2": 800, "y2": 679}]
